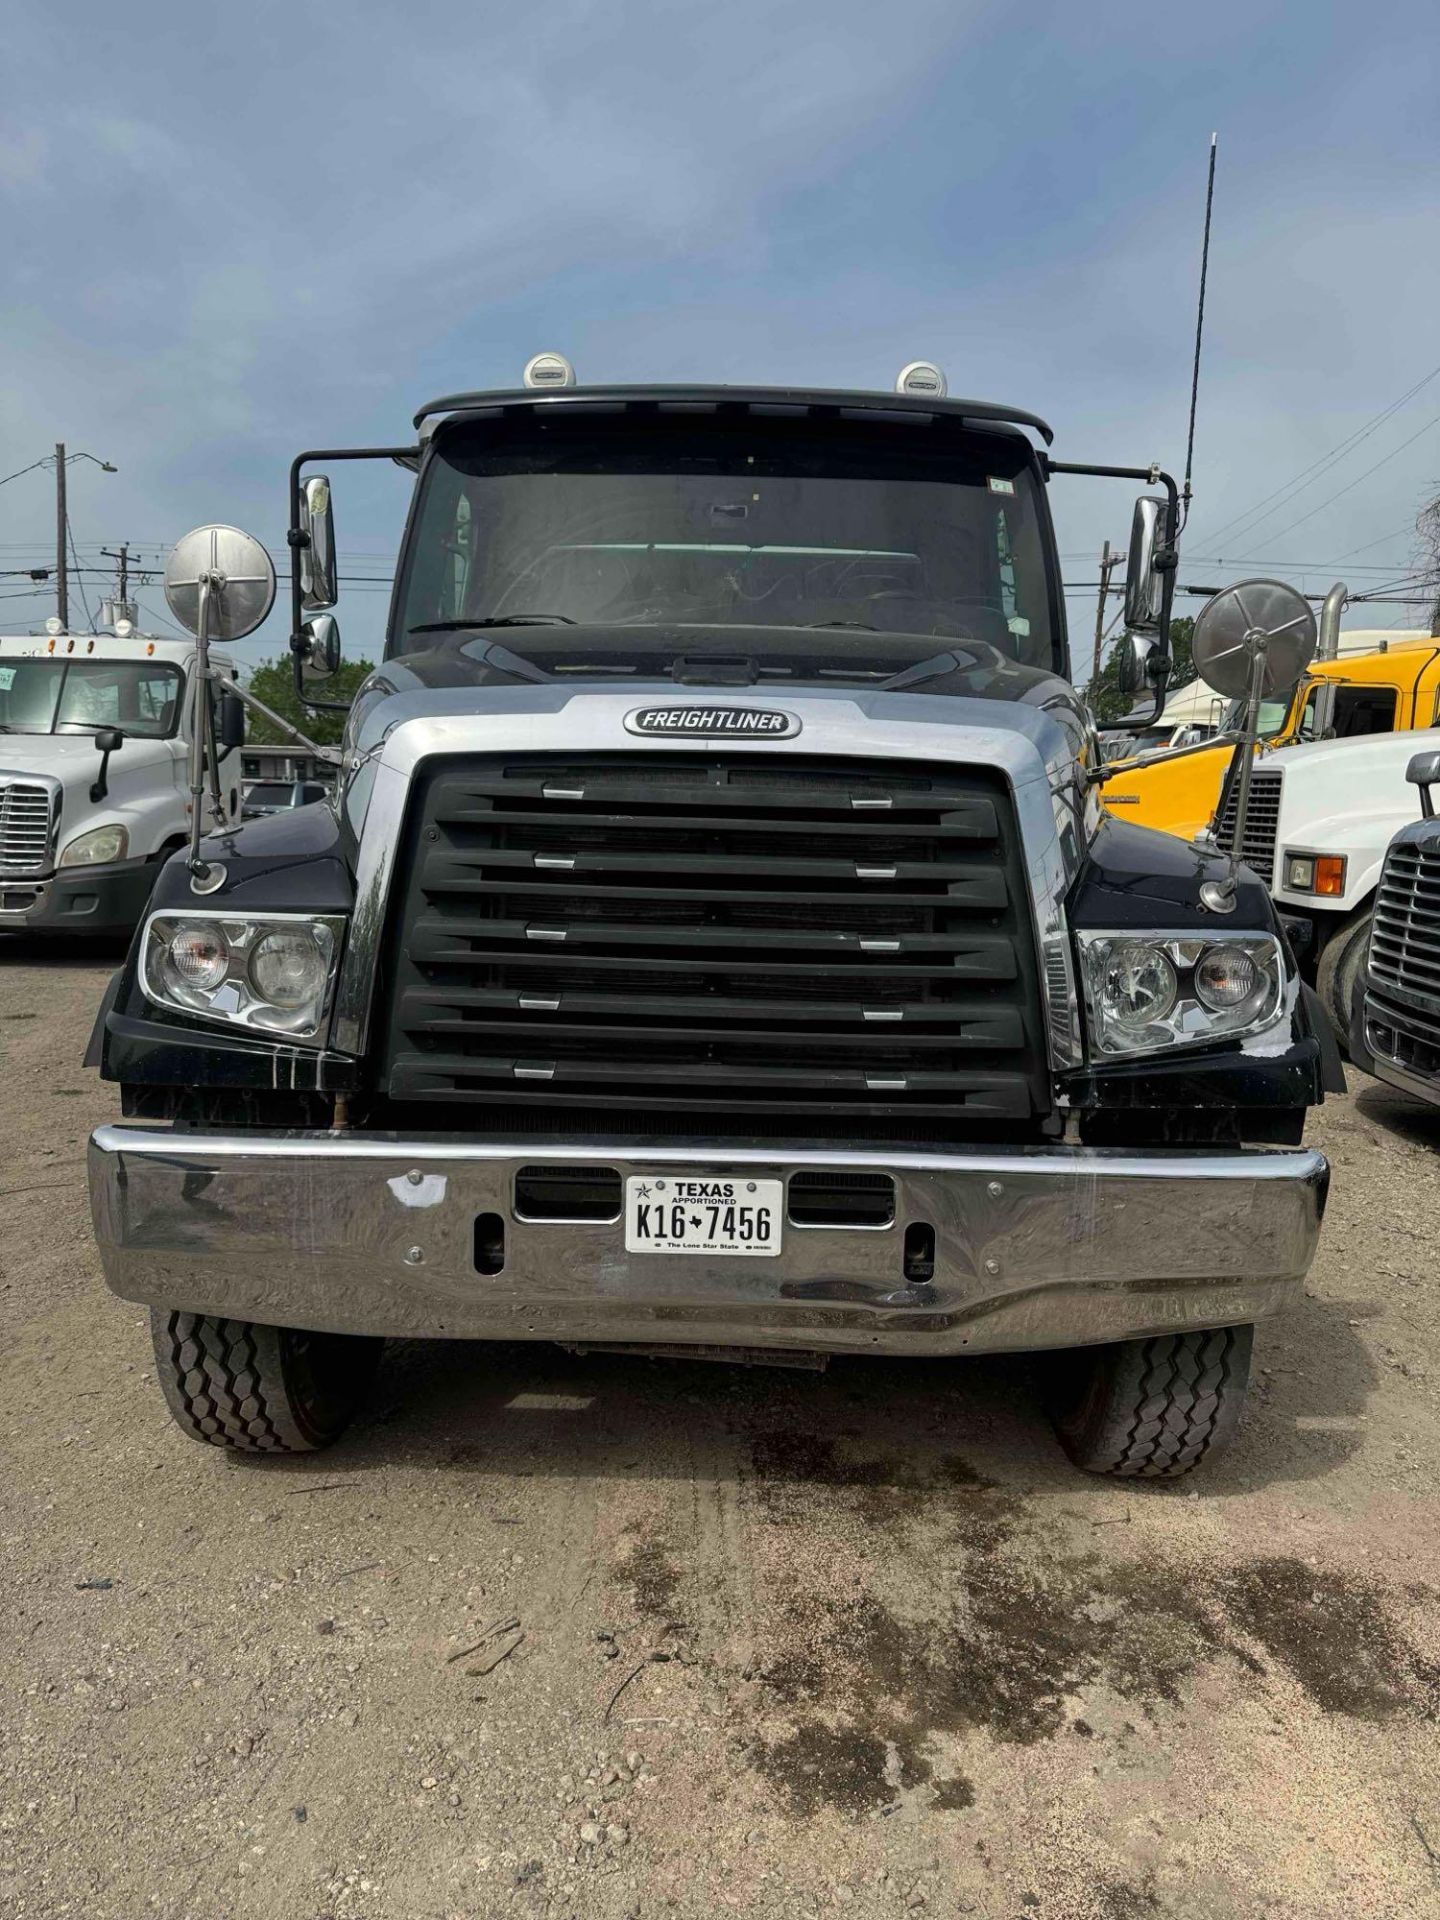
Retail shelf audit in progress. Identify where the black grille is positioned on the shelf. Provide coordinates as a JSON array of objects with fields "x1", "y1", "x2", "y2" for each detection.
[
  {"x1": 377, "y1": 754, "x2": 1049, "y2": 1140},
  {"x1": 1370, "y1": 840, "x2": 1440, "y2": 1004},
  {"x1": 1214, "y1": 766, "x2": 1282, "y2": 883}
]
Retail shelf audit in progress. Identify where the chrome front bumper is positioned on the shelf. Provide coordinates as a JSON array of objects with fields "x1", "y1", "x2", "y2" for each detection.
[{"x1": 88, "y1": 1127, "x2": 1329, "y2": 1356}]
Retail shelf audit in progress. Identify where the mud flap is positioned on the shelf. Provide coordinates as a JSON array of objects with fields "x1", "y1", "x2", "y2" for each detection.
[
  {"x1": 1300, "y1": 979, "x2": 1348, "y2": 1094},
  {"x1": 83, "y1": 968, "x2": 125, "y2": 1070}
]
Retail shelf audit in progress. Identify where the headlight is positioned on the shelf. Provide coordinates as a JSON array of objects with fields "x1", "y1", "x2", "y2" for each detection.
[
  {"x1": 140, "y1": 911, "x2": 345, "y2": 1044},
  {"x1": 1096, "y1": 942, "x2": 1178, "y2": 1034},
  {"x1": 250, "y1": 927, "x2": 329, "y2": 1009},
  {"x1": 1077, "y1": 932, "x2": 1284, "y2": 1057},
  {"x1": 1283, "y1": 851, "x2": 1346, "y2": 897},
  {"x1": 165, "y1": 920, "x2": 231, "y2": 992},
  {"x1": 59, "y1": 823, "x2": 128, "y2": 867}
]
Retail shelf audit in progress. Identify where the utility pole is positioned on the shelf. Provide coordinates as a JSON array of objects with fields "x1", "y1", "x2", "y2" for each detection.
[
  {"x1": 55, "y1": 442, "x2": 69, "y2": 631},
  {"x1": 101, "y1": 543, "x2": 131, "y2": 599},
  {"x1": 1092, "y1": 539, "x2": 1121, "y2": 686}
]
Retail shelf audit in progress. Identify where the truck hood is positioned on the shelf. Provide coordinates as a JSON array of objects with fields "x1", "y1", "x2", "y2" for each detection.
[
  {"x1": 1267, "y1": 726, "x2": 1440, "y2": 912},
  {"x1": 0, "y1": 732, "x2": 115, "y2": 775},
  {"x1": 0, "y1": 730, "x2": 180, "y2": 867},
  {"x1": 355, "y1": 625, "x2": 1071, "y2": 709},
  {"x1": 343, "y1": 627, "x2": 1096, "y2": 782}
]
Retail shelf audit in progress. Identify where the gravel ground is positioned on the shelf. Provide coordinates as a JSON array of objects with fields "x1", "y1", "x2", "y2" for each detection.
[{"x1": 2, "y1": 939, "x2": 1437, "y2": 1920}]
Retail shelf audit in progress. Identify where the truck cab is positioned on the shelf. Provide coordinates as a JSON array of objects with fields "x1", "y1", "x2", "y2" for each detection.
[
  {"x1": 85, "y1": 367, "x2": 1335, "y2": 1479},
  {"x1": 0, "y1": 627, "x2": 244, "y2": 935}
]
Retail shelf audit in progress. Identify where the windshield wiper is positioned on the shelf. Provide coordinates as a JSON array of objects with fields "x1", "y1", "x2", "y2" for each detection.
[{"x1": 408, "y1": 615, "x2": 577, "y2": 633}]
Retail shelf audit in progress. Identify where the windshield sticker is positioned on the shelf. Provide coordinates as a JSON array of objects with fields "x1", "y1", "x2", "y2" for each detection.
[{"x1": 987, "y1": 477, "x2": 1016, "y2": 496}]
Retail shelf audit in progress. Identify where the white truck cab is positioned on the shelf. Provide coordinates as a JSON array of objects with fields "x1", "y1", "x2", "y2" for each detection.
[
  {"x1": 1216, "y1": 723, "x2": 1440, "y2": 1034},
  {"x1": 0, "y1": 627, "x2": 242, "y2": 936}
]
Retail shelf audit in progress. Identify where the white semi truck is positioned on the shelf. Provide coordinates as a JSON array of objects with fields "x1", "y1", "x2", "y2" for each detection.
[
  {"x1": 0, "y1": 623, "x2": 245, "y2": 936},
  {"x1": 1214, "y1": 721, "x2": 1440, "y2": 1036}
]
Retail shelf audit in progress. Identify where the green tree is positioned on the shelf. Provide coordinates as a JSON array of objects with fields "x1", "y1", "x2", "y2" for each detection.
[
  {"x1": 243, "y1": 656, "x2": 375, "y2": 747},
  {"x1": 1087, "y1": 615, "x2": 1195, "y2": 723}
]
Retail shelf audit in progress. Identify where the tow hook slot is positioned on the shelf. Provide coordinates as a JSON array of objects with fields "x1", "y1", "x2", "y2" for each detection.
[
  {"x1": 903, "y1": 1221, "x2": 936, "y2": 1282},
  {"x1": 513, "y1": 1165, "x2": 622, "y2": 1223},
  {"x1": 787, "y1": 1172, "x2": 895, "y2": 1228},
  {"x1": 474, "y1": 1212, "x2": 506, "y2": 1275}
]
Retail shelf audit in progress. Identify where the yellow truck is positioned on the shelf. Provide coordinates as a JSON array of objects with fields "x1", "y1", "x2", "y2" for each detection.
[{"x1": 1103, "y1": 629, "x2": 1440, "y2": 842}]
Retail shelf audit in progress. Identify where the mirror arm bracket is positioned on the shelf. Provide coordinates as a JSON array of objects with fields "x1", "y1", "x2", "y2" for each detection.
[{"x1": 90, "y1": 741, "x2": 120, "y2": 805}]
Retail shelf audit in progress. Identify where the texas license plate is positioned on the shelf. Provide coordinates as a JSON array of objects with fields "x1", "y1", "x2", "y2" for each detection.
[{"x1": 624, "y1": 1175, "x2": 783, "y2": 1256}]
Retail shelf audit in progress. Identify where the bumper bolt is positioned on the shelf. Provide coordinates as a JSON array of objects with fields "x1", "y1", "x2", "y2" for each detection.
[
  {"x1": 406, "y1": 1168, "x2": 424, "y2": 1186},
  {"x1": 984, "y1": 1257, "x2": 1000, "y2": 1276},
  {"x1": 986, "y1": 1180, "x2": 1003, "y2": 1199},
  {"x1": 404, "y1": 1245, "x2": 425, "y2": 1266}
]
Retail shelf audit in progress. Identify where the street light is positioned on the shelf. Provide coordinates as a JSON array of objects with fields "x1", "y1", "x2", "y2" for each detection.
[{"x1": 0, "y1": 449, "x2": 117, "y2": 488}]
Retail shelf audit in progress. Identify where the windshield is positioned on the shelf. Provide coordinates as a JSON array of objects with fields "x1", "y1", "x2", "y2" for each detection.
[
  {"x1": 1219, "y1": 693, "x2": 1291, "y2": 740},
  {"x1": 0, "y1": 658, "x2": 183, "y2": 737},
  {"x1": 394, "y1": 413, "x2": 1060, "y2": 671}
]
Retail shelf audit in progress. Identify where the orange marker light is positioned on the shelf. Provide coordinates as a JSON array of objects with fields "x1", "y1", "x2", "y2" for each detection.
[{"x1": 1315, "y1": 856, "x2": 1346, "y2": 897}]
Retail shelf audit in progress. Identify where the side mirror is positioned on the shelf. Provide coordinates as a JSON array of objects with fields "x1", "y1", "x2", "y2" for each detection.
[
  {"x1": 217, "y1": 685, "x2": 245, "y2": 751},
  {"x1": 1114, "y1": 632, "x2": 1157, "y2": 698},
  {"x1": 298, "y1": 612, "x2": 342, "y2": 679},
  {"x1": 164, "y1": 526, "x2": 276, "y2": 640},
  {"x1": 1406, "y1": 747, "x2": 1440, "y2": 819},
  {"x1": 1123, "y1": 496, "x2": 1168, "y2": 633},
  {"x1": 90, "y1": 727, "x2": 124, "y2": 804},
  {"x1": 299, "y1": 475, "x2": 338, "y2": 611}
]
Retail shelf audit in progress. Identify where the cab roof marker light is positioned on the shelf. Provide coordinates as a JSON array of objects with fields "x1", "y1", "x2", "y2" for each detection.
[
  {"x1": 895, "y1": 360, "x2": 947, "y2": 398},
  {"x1": 523, "y1": 352, "x2": 577, "y2": 390}
]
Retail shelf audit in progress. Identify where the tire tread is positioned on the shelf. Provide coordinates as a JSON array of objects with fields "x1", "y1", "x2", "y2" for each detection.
[
  {"x1": 150, "y1": 1311, "x2": 376, "y2": 1454},
  {"x1": 1056, "y1": 1325, "x2": 1253, "y2": 1478}
]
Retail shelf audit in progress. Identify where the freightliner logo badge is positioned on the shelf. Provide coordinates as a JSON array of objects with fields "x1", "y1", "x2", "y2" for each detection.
[{"x1": 623, "y1": 706, "x2": 801, "y2": 739}]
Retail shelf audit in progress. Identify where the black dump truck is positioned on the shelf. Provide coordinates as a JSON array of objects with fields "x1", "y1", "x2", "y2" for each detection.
[
  {"x1": 85, "y1": 359, "x2": 1339, "y2": 1476},
  {"x1": 1353, "y1": 745, "x2": 1440, "y2": 1106}
]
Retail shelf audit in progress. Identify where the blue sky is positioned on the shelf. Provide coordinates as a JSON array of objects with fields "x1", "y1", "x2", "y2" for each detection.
[{"x1": 2, "y1": 0, "x2": 1438, "y2": 669}]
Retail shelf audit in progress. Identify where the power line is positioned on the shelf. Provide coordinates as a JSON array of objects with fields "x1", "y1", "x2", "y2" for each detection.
[
  {"x1": 1233, "y1": 411, "x2": 1440, "y2": 559},
  {"x1": 133, "y1": 598, "x2": 189, "y2": 639},
  {"x1": 1191, "y1": 359, "x2": 1440, "y2": 551},
  {"x1": 66, "y1": 517, "x2": 93, "y2": 630},
  {"x1": 1336, "y1": 522, "x2": 1424, "y2": 561}
]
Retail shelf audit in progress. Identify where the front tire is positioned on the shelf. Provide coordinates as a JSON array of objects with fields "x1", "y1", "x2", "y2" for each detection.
[
  {"x1": 151, "y1": 1310, "x2": 381, "y2": 1453},
  {"x1": 1315, "y1": 908, "x2": 1372, "y2": 1057},
  {"x1": 1052, "y1": 1325, "x2": 1253, "y2": 1477}
]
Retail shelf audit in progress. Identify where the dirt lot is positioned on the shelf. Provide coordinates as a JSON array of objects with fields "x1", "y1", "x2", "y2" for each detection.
[{"x1": 2, "y1": 940, "x2": 1437, "y2": 1920}]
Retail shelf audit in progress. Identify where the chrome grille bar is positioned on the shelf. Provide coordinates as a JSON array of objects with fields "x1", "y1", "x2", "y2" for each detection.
[
  {"x1": 0, "y1": 780, "x2": 58, "y2": 875},
  {"x1": 1214, "y1": 766, "x2": 1283, "y2": 885}
]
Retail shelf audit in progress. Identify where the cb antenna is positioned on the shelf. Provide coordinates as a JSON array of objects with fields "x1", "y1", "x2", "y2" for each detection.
[{"x1": 1181, "y1": 133, "x2": 1219, "y2": 532}]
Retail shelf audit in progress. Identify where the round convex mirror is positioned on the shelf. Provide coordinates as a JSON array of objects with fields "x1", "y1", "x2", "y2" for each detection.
[
  {"x1": 164, "y1": 526, "x2": 277, "y2": 641},
  {"x1": 1191, "y1": 578, "x2": 1317, "y2": 701}
]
